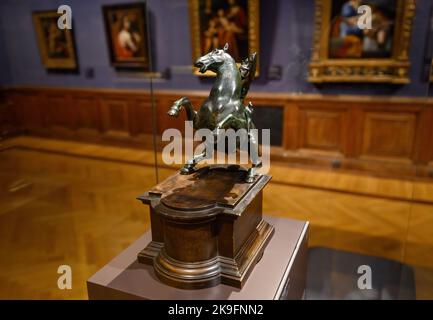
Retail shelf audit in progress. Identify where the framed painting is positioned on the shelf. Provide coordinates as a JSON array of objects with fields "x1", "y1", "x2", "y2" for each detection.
[
  {"x1": 308, "y1": 0, "x2": 416, "y2": 83},
  {"x1": 102, "y1": 2, "x2": 150, "y2": 69},
  {"x1": 189, "y1": 0, "x2": 260, "y2": 76},
  {"x1": 32, "y1": 11, "x2": 77, "y2": 70}
]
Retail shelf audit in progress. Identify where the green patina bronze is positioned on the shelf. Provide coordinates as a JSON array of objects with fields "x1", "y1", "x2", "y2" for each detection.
[{"x1": 167, "y1": 43, "x2": 261, "y2": 183}]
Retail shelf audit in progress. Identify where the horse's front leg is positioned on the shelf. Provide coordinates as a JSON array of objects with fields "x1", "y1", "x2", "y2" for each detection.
[
  {"x1": 168, "y1": 97, "x2": 199, "y2": 128},
  {"x1": 167, "y1": 97, "x2": 188, "y2": 117}
]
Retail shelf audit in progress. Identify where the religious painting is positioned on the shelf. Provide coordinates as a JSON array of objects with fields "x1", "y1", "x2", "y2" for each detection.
[
  {"x1": 309, "y1": 0, "x2": 416, "y2": 83},
  {"x1": 329, "y1": 0, "x2": 396, "y2": 59},
  {"x1": 32, "y1": 11, "x2": 77, "y2": 70},
  {"x1": 102, "y1": 2, "x2": 150, "y2": 69},
  {"x1": 189, "y1": 0, "x2": 259, "y2": 76}
]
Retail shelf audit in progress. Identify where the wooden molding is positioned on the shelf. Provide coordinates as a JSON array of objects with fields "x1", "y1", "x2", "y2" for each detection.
[{"x1": 2, "y1": 85, "x2": 433, "y2": 179}]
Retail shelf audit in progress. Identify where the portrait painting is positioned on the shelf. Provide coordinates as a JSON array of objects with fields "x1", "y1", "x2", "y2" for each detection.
[
  {"x1": 102, "y1": 2, "x2": 149, "y2": 69},
  {"x1": 189, "y1": 0, "x2": 259, "y2": 76},
  {"x1": 309, "y1": 0, "x2": 416, "y2": 83},
  {"x1": 32, "y1": 11, "x2": 77, "y2": 70}
]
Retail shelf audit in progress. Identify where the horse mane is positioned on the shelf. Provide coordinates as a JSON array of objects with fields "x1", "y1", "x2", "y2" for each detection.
[{"x1": 239, "y1": 52, "x2": 257, "y2": 102}]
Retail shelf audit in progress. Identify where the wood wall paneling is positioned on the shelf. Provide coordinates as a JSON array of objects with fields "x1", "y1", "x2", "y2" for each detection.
[
  {"x1": 360, "y1": 111, "x2": 417, "y2": 164},
  {"x1": 100, "y1": 98, "x2": 130, "y2": 138},
  {"x1": 419, "y1": 107, "x2": 433, "y2": 167},
  {"x1": 129, "y1": 99, "x2": 153, "y2": 137},
  {"x1": 74, "y1": 95, "x2": 102, "y2": 135},
  {"x1": 298, "y1": 104, "x2": 349, "y2": 156},
  {"x1": 0, "y1": 92, "x2": 19, "y2": 138},
  {"x1": 283, "y1": 102, "x2": 298, "y2": 150},
  {"x1": 11, "y1": 92, "x2": 45, "y2": 133},
  {"x1": 44, "y1": 93, "x2": 75, "y2": 138},
  {"x1": 3, "y1": 87, "x2": 433, "y2": 179}
]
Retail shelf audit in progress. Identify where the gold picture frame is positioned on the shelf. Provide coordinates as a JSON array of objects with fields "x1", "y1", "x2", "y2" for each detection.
[
  {"x1": 308, "y1": 0, "x2": 416, "y2": 84},
  {"x1": 32, "y1": 11, "x2": 77, "y2": 70},
  {"x1": 189, "y1": 0, "x2": 260, "y2": 76}
]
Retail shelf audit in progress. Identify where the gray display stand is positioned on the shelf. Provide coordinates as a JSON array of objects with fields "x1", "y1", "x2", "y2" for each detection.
[{"x1": 87, "y1": 216, "x2": 309, "y2": 300}]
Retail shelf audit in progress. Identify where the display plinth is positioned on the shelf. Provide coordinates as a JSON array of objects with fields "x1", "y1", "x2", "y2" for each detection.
[
  {"x1": 136, "y1": 166, "x2": 274, "y2": 289},
  {"x1": 87, "y1": 216, "x2": 309, "y2": 300}
]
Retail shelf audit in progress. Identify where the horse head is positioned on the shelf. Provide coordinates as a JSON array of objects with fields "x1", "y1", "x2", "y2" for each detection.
[{"x1": 194, "y1": 43, "x2": 235, "y2": 74}]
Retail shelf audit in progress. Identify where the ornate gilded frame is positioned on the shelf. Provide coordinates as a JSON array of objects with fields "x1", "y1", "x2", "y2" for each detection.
[
  {"x1": 308, "y1": 0, "x2": 416, "y2": 84},
  {"x1": 32, "y1": 11, "x2": 77, "y2": 70},
  {"x1": 189, "y1": 0, "x2": 260, "y2": 76}
]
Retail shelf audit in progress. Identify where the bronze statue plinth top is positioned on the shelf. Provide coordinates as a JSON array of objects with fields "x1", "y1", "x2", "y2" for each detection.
[{"x1": 144, "y1": 165, "x2": 270, "y2": 214}]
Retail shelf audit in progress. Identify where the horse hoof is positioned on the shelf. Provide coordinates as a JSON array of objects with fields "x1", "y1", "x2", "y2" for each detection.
[
  {"x1": 180, "y1": 165, "x2": 195, "y2": 175},
  {"x1": 245, "y1": 175, "x2": 255, "y2": 183},
  {"x1": 167, "y1": 109, "x2": 178, "y2": 117}
]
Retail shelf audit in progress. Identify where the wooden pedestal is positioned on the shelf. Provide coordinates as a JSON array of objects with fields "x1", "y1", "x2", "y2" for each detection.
[{"x1": 137, "y1": 166, "x2": 274, "y2": 289}]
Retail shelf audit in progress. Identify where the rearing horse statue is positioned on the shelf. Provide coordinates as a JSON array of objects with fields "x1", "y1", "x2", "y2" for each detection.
[{"x1": 167, "y1": 43, "x2": 262, "y2": 183}]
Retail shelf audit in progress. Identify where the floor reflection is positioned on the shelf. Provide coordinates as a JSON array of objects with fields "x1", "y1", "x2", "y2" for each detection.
[
  {"x1": 0, "y1": 147, "x2": 163, "y2": 299},
  {"x1": 306, "y1": 247, "x2": 416, "y2": 300},
  {"x1": 1, "y1": 138, "x2": 433, "y2": 299}
]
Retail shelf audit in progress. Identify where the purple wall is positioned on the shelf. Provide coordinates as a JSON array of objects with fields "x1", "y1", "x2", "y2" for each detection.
[
  {"x1": 0, "y1": 0, "x2": 432, "y2": 96},
  {"x1": 0, "y1": 4, "x2": 12, "y2": 87}
]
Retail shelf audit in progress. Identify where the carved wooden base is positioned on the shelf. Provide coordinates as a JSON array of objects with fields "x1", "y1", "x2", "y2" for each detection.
[
  {"x1": 137, "y1": 166, "x2": 274, "y2": 289},
  {"x1": 138, "y1": 220, "x2": 274, "y2": 289}
]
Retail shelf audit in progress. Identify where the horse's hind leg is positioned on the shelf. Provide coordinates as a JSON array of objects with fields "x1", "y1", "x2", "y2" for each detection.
[
  {"x1": 246, "y1": 130, "x2": 262, "y2": 183},
  {"x1": 180, "y1": 138, "x2": 214, "y2": 174},
  {"x1": 180, "y1": 151, "x2": 207, "y2": 174}
]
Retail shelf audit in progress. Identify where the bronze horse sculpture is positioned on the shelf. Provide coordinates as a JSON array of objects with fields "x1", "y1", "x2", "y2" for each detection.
[{"x1": 167, "y1": 43, "x2": 261, "y2": 183}]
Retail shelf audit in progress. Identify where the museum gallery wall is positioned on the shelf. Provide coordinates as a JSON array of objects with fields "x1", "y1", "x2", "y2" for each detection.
[
  {"x1": 1, "y1": 0, "x2": 433, "y2": 182},
  {"x1": 1, "y1": 0, "x2": 432, "y2": 93}
]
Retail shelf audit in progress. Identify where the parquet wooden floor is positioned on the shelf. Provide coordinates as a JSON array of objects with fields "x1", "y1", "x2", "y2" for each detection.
[{"x1": 1, "y1": 137, "x2": 432, "y2": 299}]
